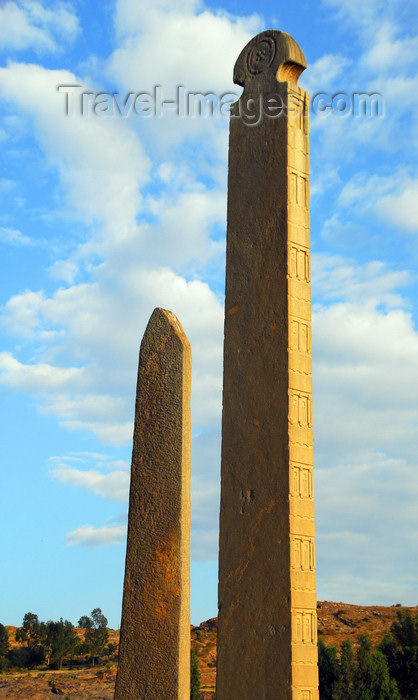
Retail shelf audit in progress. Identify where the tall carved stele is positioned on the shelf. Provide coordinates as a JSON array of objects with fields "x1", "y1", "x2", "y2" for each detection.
[
  {"x1": 114, "y1": 308, "x2": 191, "y2": 700},
  {"x1": 216, "y1": 31, "x2": 319, "y2": 700}
]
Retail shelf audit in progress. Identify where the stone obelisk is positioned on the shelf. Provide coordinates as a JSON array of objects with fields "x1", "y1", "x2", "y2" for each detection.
[
  {"x1": 217, "y1": 31, "x2": 318, "y2": 700},
  {"x1": 115, "y1": 308, "x2": 191, "y2": 700}
]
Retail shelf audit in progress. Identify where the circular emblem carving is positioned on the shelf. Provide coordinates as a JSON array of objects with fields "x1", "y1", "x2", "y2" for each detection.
[{"x1": 247, "y1": 35, "x2": 276, "y2": 75}]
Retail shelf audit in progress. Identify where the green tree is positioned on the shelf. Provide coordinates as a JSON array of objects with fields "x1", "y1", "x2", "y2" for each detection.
[
  {"x1": 46, "y1": 619, "x2": 79, "y2": 670},
  {"x1": 15, "y1": 612, "x2": 47, "y2": 649},
  {"x1": 190, "y1": 649, "x2": 202, "y2": 699},
  {"x1": 0, "y1": 624, "x2": 9, "y2": 672},
  {"x1": 379, "y1": 608, "x2": 418, "y2": 699},
  {"x1": 8, "y1": 644, "x2": 45, "y2": 669},
  {"x1": 78, "y1": 608, "x2": 109, "y2": 666},
  {"x1": 14, "y1": 612, "x2": 46, "y2": 669},
  {"x1": 351, "y1": 635, "x2": 400, "y2": 700},
  {"x1": 105, "y1": 642, "x2": 117, "y2": 657},
  {"x1": 0, "y1": 624, "x2": 9, "y2": 658},
  {"x1": 334, "y1": 639, "x2": 356, "y2": 699},
  {"x1": 369, "y1": 649, "x2": 400, "y2": 699},
  {"x1": 318, "y1": 638, "x2": 339, "y2": 699},
  {"x1": 353, "y1": 634, "x2": 374, "y2": 698}
]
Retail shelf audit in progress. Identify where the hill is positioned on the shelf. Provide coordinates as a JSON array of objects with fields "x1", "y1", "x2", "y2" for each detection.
[
  {"x1": 190, "y1": 601, "x2": 418, "y2": 695},
  {"x1": 1, "y1": 602, "x2": 416, "y2": 698}
]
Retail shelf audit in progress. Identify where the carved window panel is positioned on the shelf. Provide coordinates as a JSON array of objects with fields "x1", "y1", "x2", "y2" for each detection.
[
  {"x1": 288, "y1": 245, "x2": 310, "y2": 282},
  {"x1": 299, "y1": 323, "x2": 308, "y2": 352},
  {"x1": 300, "y1": 690, "x2": 312, "y2": 700},
  {"x1": 288, "y1": 93, "x2": 304, "y2": 130},
  {"x1": 294, "y1": 611, "x2": 316, "y2": 644},
  {"x1": 289, "y1": 172, "x2": 298, "y2": 204},
  {"x1": 291, "y1": 466, "x2": 314, "y2": 498},
  {"x1": 289, "y1": 392, "x2": 312, "y2": 427},
  {"x1": 291, "y1": 536, "x2": 315, "y2": 571},
  {"x1": 289, "y1": 319, "x2": 311, "y2": 353},
  {"x1": 290, "y1": 393, "x2": 299, "y2": 424},
  {"x1": 289, "y1": 172, "x2": 309, "y2": 209}
]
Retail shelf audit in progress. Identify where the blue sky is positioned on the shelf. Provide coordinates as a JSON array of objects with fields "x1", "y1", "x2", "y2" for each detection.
[{"x1": 0, "y1": 0, "x2": 417, "y2": 630}]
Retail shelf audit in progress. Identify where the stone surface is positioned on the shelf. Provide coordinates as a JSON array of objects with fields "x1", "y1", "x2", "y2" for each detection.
[
  {"x1": 216, "y1": 30, "x2": 319, "y2": 700},
  {"x1": 114, "y1": 308, "x2": 191, "y2": 700}
]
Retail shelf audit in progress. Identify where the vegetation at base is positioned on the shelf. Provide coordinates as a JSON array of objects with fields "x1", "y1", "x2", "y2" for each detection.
[
  {"x1": 190, "y1": 648, "x2": 202, "y2": 699},
  {"x1": 77, "y1": 608, "x2": 109, "y2": 666},
  {"x1": 0, "y1": 608, "x2": 116, "y2": 673},
  {"x1": 318, "y1": 607, "x2": 418, "y2": 699},
  {"x1": 378, "y1": 608, "x2": 418, "y2": 699}
]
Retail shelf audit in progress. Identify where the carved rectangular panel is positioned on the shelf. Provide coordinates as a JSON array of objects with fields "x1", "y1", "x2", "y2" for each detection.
[
  {"x1": 288, "y1": 93, "x2": 304, "y2": 130},
  {"x1": 291, "y1": 536, "x2": 315, "y2": 571},
  {"x1": 289, "y1": 171, "x2": 309, "y2": 209},
  {"x1": 288, "y1": 244, "x2": 310, "y2": 282},
  {"x1": 293, "y1": 611, "x2": 317, "y2": 644},
  {"x1": 289, "y1": 391, "x2": 312, "y2": 427},
  {"x1": 290, "y1": 319, "x2": 311, "y2": 354},
  {"x1": 291, "y1": 465, "x2": 314, "y2": 498}
]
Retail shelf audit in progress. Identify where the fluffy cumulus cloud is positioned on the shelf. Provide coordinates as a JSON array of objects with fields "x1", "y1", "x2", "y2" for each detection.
[
  {"x1": 378, "y1": 178, "x2": 418, "y2": 232},
  {"x1": 311, "y1": 256, "x2": 418, "y2": 604},
  {"x1": 0, "y1": 227, "x2": 31, "y2": 245},
  {"x1": 0, "y1": 2, "x2": 228, "y2": 556},
  {"x1": 316, "y1": 456, "x2": 418, "y2": 604},
  {"x1": 109, "y1": 0, "x2": 261, "y2": 93},
  {"x1": 66, "y1": 524, "x2": 127, "y2": 547},
  {"x1": 0, "y1": 1, "x2": 79, "y2": 52},
  {"x1": 50, "y1": 452, "x2": 130, "y2": 501},
  {"x1": 313, "y1": 254, "x2": 410, "y2": 307},
  {"x1": 0, "y1": 62, "x2": 150, "y2": 244}
]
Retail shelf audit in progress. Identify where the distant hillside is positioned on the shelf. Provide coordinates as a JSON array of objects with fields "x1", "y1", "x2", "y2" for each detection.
[
  {"x1": 3, "y1": 602, "x2": 417, "y2": 699},
  {"x1": 190, "y1": 601, "x2": 418, "y2": 695}
]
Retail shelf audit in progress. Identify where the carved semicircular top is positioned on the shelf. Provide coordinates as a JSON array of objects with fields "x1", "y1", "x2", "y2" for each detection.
[{"x1": 233, "y1": 30, "x2": 306, "y2": 88}]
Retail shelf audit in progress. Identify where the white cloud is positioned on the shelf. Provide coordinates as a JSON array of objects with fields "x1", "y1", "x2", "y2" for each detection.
[
  {"x1": 0, "y1": 63, "x2": 151, "y2": 247},
  {"x1": 315, "y1": 456, "x2": 418, "y2": 604},
  {"x1": 323, "y1": 171, "x2": 418, "y2": 238},
  {"x1": 0, "y1": 1, "x2": 79, "y2": 52},
  {"x1": 51, "y1": 466, "x2": 129, "y2": 502},
  {"x1": 0, "y1": 227, "x2": 31, "y2": 245},
  {"x1": 378, "y1": 179, "x2": 418, "y2": 232},
  {"x1": 0, "y1": 351, "x2": 85, "y2": 391},
  {"x1": 322, "y1": 0, "x2": 389, "y2": 35},
  {"x1": 104, "y1": 0, "x2": 261, "y2": 150},
  {"x1": 313, "y1": 254, "x2": 410, "y2": 308},
  {"x1": 66, "y1": 524, "x2": 127, "y2": 547},
  {"x1": 361, "y1": 21, "x2": 418, "y2": 72},
  {"x1": 300, "y1": 53, "x2": 352, "y2": 94},
  {"x1": 1, "y1": 261, "x2": 223, "y2": 443},
  {"x1": 109, "y1": 0, "x2": 261, "y2": 93},
  {"x1": 40, "y1": 395, "x2": 133, "y2": 445},
  {"x1": 311, "y1": 254, "x2": 418, "y2": 605},
  {"x1": 313, "y1": 300, "x2": 418, "y2": 467}
]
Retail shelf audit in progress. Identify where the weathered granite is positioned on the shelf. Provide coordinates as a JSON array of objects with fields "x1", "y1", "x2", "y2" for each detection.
[
  {"x1": 216, "y1": 30, "x2": 319, "y2": 700},
  {"x1": 115, "y1": 308, "x2": 191, "y2": 700}
]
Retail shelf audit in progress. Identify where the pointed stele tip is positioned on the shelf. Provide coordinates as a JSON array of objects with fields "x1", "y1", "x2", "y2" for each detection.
[
  {"x1": 234, "y1": 30, "x2": 307, "y2": 89},
  {"x1": 142, "y1": 308, "x2": 191, "y2": 354}
]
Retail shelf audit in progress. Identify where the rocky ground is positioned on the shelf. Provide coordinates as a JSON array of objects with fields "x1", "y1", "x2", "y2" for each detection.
[
  {"x1": 0, "y1": 667, "x2": 116, "y2": 699},
  {"x1": 1, "y1": 602, "x2": 415, "y2": 698}
]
